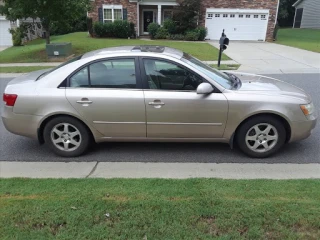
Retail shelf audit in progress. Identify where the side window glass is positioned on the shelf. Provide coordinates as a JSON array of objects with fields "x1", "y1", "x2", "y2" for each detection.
[
  {"x1": 89, "y1": 59, "x2": 136, "y2": 89},
  {"x1": 143, "y1": 59, "x2": 203, "y2": 91},
  {"x1": 70, "y1": 67, "x2": 90, "y2": 88}
]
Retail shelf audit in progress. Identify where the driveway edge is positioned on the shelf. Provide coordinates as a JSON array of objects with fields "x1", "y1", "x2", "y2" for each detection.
[{"x1": 1, "y1": 162, "x2": 319, "y2": 179}]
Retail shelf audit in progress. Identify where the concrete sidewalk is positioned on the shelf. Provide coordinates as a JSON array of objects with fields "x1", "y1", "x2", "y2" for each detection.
[
  {"x1": 1, "y1": 162, "x2": 319, "y2": 179},
  {"x1": 208, "y1": 41, "x2": 320, "y2": 74},
  {"x1": 0, "y1": 63, "x2": 61, "y2": 67}
]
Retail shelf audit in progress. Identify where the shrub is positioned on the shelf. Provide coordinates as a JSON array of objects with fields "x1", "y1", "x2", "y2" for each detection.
[
  {"x1": 196, "y1": 26, "x2": 207, "y2": 41},
  {"x1": 163, "y1": 19, "x2": 177, "y2": 34},
  {"x1": 113, "y1": 20, "x2": 133, "y2": 38},
  {"x1": 168, "y1": 34, "x2": 185, "y2": 40},
  {"x1": 9, "y1": 27, "x2": 25, "y2": 46},
  {"x1": 93, "y1": 22, "x2": 105, "y2": 37},
  {"x1": 184, "y1": 30, "x2": 200, "y2": 41},
  {"x1": 147, "y1": 22, "x2": 159, "y2": 39},
  {"x1": 93, "y1": 21, "x2": 135, "y2": 38},
  {"x1": 155, "y1": 27, "x2": 168, "y2": 39}
]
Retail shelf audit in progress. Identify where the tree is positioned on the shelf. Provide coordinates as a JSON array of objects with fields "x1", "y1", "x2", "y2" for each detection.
[
  {"x1": 277, "y1": 0, "x2": 297, "y2": 27},
  {"x1": 0, "y1": 0, "x2": 91, "y2": 44},
  {"x1": 173, "y1": 0, "x2": 201, "y2": 34}
]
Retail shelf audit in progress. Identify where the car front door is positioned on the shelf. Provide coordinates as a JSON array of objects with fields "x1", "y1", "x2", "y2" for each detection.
[
  {"x1": 66, "y1": 57, "x2": 146, "y2": 138},
  {"x1": 141, "y1": 58, "x2": 228, "y2": 139}
]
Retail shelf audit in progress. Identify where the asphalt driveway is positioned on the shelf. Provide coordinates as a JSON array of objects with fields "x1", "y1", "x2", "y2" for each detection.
[{"x1": 208, "y1": 41, "x2": 320, "y2": 74}]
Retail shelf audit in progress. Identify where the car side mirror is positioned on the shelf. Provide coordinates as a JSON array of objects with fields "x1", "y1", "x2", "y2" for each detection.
[{"x1": 197, "y1": 83, "x2": 214, "y2": 94}]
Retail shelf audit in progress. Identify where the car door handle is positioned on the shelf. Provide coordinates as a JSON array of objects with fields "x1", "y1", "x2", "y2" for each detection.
[
  {"x1": 77, "y1": 99, "x2": 93, "y2": 104},
  {"x1": 149, "y1": 101, "x2": 165, "y2": 106}
]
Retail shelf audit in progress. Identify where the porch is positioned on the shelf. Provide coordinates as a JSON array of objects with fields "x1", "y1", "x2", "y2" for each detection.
[{"x1": 133, "y1": 0, "x2": 178, "y2": 36}]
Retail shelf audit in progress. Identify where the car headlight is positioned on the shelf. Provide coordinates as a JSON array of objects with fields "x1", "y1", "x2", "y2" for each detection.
[{"x1": 300, "y1": 103, "x2": 315, "y2": 116}]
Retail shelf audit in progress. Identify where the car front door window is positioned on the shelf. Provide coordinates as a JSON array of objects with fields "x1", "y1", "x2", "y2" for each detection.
[{"x1": 143, "y1": 59, "x2": 204, "y2": 91}]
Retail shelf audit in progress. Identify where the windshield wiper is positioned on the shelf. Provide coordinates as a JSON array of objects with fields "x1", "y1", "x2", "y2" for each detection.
[{"x1": 224, "y1": 72, "x2": 242, "y2": 89}]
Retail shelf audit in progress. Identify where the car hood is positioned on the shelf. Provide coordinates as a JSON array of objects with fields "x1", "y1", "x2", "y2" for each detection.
[
  {"x1": 230, "y1": 72, "x2": 311, "y2": 103},
  {"x1": 7, "y1": 69, "x2": 52, "y2": 86}
]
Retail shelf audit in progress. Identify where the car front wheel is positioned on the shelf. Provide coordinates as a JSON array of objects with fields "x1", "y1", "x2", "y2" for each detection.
[
  {"x1": 236, "y1": 116, "x2": 286, "y2": 158},
  {"x1": 43, "y1": 116, "x2": 91, "y2": 157}
]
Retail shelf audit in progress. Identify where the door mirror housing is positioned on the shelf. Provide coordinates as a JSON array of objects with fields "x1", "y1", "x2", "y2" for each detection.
[{"x1": 197, "y1": 83, "x2": 214, "y2": 94}]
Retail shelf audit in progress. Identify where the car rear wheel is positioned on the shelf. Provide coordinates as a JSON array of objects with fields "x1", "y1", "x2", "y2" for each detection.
[
  {"x1": 43, "y1": 116, "x2": 91, "y2": 157},
  {"x1": 236, "y1": 116, "x2": 286, "y2": 158}
]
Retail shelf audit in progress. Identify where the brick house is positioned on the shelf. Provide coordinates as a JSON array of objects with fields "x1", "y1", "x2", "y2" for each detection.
[{"x1": 88, "y1": 0, "x2": 280, "y2": 41}]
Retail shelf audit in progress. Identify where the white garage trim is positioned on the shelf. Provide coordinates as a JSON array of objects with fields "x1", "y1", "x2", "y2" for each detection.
[
  {"x1": 206, "y1": 8, "x2": 269, "y2": 14},
  {"x1": 205, "y1": 8, "x2": 270, "y2": 41}
]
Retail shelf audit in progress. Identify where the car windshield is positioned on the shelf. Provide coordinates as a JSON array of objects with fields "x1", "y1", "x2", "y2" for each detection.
[
  {"x1": 181, "y1": 53, "x2": 234, "y2": 89},
  {"x1": 36, "y1": 55, "x2": 83, "y2": 80}
]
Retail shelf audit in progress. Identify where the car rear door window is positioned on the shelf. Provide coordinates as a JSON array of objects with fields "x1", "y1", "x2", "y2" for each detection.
[
  {"x1": 70, "y1": 58, "x2": 137, "y2": 89},
  {"x1": 143, "y1": 59, "x2": 203, "y2": 91}
]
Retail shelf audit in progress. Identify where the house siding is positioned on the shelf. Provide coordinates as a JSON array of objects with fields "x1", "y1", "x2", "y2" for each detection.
[
  {"x1": 89, "y1": 0, "x2": 279, "y2": 41},
  {"x1": 295, "y1": 0, "x2": 320, "y2": 29}
]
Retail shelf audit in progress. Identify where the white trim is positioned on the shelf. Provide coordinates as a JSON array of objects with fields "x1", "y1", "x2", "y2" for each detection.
[
  {"x1": 137, "y1": 2, "x2": 140, "y2": 36},
  {"x1": 102, "y1": 4, "x2": 123, "y2": 23},
  {"x1": 293, "y1": 8, "x2": 297, "y2": 28},
  {"x1": 139, "y1": 2, "x2": 178, "y2": 6},
  {"x1": 157, "y1": 5, "x2": 162, "y2": 25},
  {"x1": 0, "y1": 16, "x2": 6, "y2": 20},
  {"x1": 206, "y1": 8, "x2": 270, "y2": 14},
  {"x1": 275, "y1": 0, "x2": 280, "y2": 26},
  {"x1": 293, "y1": 0, "x2": 304, "y2": 7}
]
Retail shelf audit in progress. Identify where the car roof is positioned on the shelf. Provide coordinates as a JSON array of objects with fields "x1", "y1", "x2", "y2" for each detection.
[{"x1": 81, "y1": 45, "x2": 184, "y2": 59}]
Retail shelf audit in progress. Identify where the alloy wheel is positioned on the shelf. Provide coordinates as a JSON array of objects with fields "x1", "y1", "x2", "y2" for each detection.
[{"x1": 50, "y1": 123, "x2": 82, "y2": 152}]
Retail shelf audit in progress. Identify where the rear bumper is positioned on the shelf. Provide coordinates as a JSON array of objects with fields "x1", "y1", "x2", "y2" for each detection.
[
  {"x1": 1, "y1": 106, "x2": 42, "y2": 140},
  {"x1": 289, "y1": 116, "x2": 317, "y2": 142}
]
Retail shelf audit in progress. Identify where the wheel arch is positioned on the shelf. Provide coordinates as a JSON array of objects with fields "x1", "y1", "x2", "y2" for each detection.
[
  {"x1": 37, "y1": 113, "x2": 96, "y2": 144},
  {"x1": 231, "y1": 112, "x2": 292, "y2": 147}
]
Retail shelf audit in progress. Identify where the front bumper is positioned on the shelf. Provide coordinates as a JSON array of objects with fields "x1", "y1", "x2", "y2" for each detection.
[
  {"x1": 289, "y1": 115, "x2": 317, "y2": 142},
  {"x1": 2, "y1": 106, "x2": 42, "y2": 140}
]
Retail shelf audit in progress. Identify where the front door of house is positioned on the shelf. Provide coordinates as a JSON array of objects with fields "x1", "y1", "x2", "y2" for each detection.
[{"x1": 144, "y1": 11, "x2": 154, "y2": 33}]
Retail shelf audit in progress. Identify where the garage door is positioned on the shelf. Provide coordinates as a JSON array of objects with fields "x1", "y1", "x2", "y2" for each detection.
[
  {"x1": 0, "y1": 20, "x2": 13, "y2": 46},
  {"x1": 205, "y1": 9, "x2": 269, "y2": 41}
]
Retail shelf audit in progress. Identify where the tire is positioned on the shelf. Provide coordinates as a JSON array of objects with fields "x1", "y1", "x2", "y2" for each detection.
[
  {"x1": 236, "y1": 116, "x2": 286, "y2": 158},
  {"x1": 43, "y1": 116, "x2": 91, "y2": 157}
]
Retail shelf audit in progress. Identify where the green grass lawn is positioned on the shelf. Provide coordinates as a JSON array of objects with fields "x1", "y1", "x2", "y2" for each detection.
[
  {"x1": 0, "y1": 32, "x2": 230, "y2": 63},
  {"x1": 276, "y1": 28, "x2": 320, "y2": 53},
  {"x1": 1, "y1": 178, "x2": 319, "y2": 239},
  {"x1": 0, "y1": 66, "x2": 55, "y2": 73}
]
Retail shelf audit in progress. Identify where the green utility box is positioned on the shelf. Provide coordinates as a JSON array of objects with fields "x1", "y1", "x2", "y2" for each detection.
[{"x1": 46, "y1": 43, "x2": 72, "y2": 57}]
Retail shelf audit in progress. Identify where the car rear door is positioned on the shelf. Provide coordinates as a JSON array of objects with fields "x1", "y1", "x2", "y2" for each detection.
[
  {"x1": 140, "y1": 57, "x2": 228, "y2": 139},
  {"x1": 66, "y1": 57, "x2": 146, "y2": 138}
]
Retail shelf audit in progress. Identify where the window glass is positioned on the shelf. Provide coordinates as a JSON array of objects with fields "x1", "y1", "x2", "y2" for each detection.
[
  {"x1": 223, "y1": 14, "x2": 228, "y2": 18},
  {"x1": 182, "y1": 53, "x2": 233, "y2": 89},
  {"x1": 215, "y1": 14, "x2": 220, "y2": 17},
  {"x1": 104, "y1": 9, "x2": 112, "y2": 20},
  {"x1": 90, "y1": 59, "x2": 136, "y2": 88},
  {"x1": 164, "y1": 11, "x2": 173, "y2": 20},
  {"x1": 239, "y1": 14, "x2": 243, "y2": 18},
  {"x1": 254, "y1": 15, "x2": 258, "y2": 18},
  {"x1": 70, "y1": 67, "x2": 90, "y2": 88},
  {"x1": 114, "y1": 9, "x2": 122, "y2": 20},
  {"x1": 246, "y1": 15, "x2": 251, "y2": 18},
  {"x1": 143, "y1": 59, "x2": 203, "y2": 91},
  {"x1": 230, "y1": 14, "x2": 235, "y2": 18}
]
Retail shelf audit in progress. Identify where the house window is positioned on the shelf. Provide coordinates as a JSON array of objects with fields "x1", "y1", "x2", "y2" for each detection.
[
  {"x1": 207, "y1": 13, "x2": 213, "y2": 18},
  {"x1": 223, "y1": 14, "x2": 228, "y2": 18},
  {"x1": 230, "y1": 14, "x2": 235, "y2": 18},
  {"x1": 215, "y1": 14, "x2": 220, "y2": 17},
  {"x1": 246, "y1": 15, "x2": 251, "y2": 18},
  {"x1": 103, "y1": 5, "x2": 123, "y2": 23},
  {"x1": 254, "y1": 15, "x2": 258, "y2": 18},
  {"x1": 261, "y1": 15, "x2": 266, "y2": 19},
  {"x1": 239, "y1": 14, "x2": 243, "y2": 18}
]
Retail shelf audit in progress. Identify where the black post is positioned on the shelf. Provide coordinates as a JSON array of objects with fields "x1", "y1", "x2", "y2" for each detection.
[
  {"x1": 217, "y1": 29, "x2": 225, "y2": 68},
  {"x1": 218, "y1": 46, "x2": 223, "y2": 68}
]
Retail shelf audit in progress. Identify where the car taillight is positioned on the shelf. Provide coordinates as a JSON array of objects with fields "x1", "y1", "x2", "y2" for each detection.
[{"x1": 3, "y1": 94, "x2": 18, "y2": 106}]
